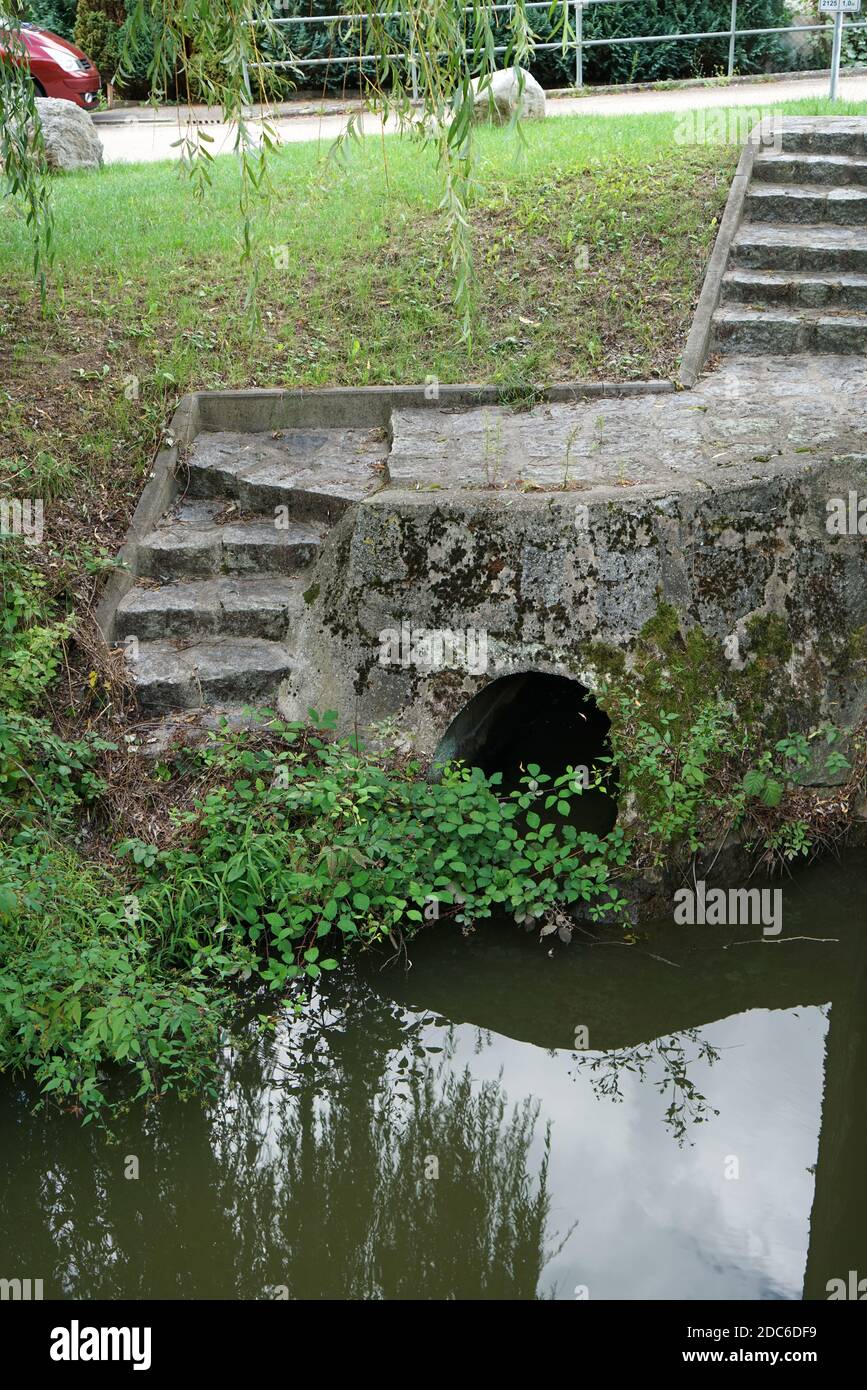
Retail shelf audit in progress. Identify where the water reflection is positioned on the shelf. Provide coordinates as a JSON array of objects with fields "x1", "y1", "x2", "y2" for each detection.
[
  {"x1": 570, "y1": 1030, "x2": 723, "y2": 1146},
  {"x1": 0, "y1": 982, "x2": 551, "y2": 1299},
  {"x1": 0, "y1": 853, "x2": 864, "y2": 1300}
]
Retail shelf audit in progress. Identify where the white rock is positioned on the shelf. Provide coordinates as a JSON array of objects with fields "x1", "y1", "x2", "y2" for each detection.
[
  {"x1": 29, "y1": 98, "x2": 103, "y2": 173},
  {"x1": 471, "y1": 67, "x2": 546, "y2": 125}
]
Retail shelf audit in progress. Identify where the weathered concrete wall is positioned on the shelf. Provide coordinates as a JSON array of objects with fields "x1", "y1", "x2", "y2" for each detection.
[{"x1": 287, "y1": 355, "x2": 867, "y2": 756}]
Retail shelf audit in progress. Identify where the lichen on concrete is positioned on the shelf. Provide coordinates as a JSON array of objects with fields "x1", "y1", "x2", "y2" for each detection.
[{"x1": 287, "y1": 353, "x2": 866, "y2": 762}]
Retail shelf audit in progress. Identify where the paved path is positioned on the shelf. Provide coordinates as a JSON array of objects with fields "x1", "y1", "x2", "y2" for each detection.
[
  {"x1": 96, "y1": 74, "x2": 867, "y2": 166},
  {"x1": 388, "y1": 353, "x2": 867, "y2": 495}
]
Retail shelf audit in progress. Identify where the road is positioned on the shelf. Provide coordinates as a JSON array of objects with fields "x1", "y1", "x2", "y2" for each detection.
[{"x1": 94, "y1": 73, "x2": 867, "y2": 165}]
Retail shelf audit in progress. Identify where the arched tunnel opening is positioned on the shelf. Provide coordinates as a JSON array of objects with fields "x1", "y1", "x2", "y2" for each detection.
[{"x1": 433, "y1": 672, "x2": 618, "y2": 836}]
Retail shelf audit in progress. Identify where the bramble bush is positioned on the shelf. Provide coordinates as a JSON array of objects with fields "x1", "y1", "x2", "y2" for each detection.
[{"x1": 118, "y1": 714, "x2": 630, "y2": 990}]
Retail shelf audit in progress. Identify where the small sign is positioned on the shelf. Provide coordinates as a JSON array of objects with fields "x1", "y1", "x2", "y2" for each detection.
[{"x1": 819, "y1": 0, "x2": 861, "y2": 14}]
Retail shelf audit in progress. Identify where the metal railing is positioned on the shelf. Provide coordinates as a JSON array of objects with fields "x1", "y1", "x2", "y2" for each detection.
[{"x1": 249, "y1": 1, "x2": 867, "y2": 98}]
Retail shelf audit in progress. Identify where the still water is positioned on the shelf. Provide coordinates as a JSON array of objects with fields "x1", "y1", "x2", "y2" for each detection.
[{"x1": 1, "y1": 853, "x2": 864, "y2": 1300}]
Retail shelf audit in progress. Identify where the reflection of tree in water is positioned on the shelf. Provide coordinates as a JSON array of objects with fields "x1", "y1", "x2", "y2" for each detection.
[
  {"x1": 0, "y1": 970, "x2": 552, "y2": 1300},
  {"x1": 221, "y1": 1045, "x2": 551, "y2": 1299},
  {"x1": 569, "y1": 1030, "x2": 722, "y2": 1147}
]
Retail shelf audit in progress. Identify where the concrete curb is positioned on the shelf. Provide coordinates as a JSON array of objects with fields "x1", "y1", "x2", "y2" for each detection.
[
  {"x1": 92, "y1": 100, "x2": 363, "y2": 127},
  {"x1": 679, "y1": 135, "x2": 756, "y2": 389},
  {"x1": 91, "y1": 64, "x2": 867, "y2": 127},
  {"x1": 94, "y1": 394, "x2": 201, "y2": 642},
  {"x1": 547, "y1": 64, "x2": 867, "y2": 102},
  {"x1": 194, "y1": 378, "x2": 674, "y2": 432}
]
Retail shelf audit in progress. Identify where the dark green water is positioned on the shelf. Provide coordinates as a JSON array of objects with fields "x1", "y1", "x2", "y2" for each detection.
[{"x1": 1, "y1": 853, "x2": 864, "y2": 1300}]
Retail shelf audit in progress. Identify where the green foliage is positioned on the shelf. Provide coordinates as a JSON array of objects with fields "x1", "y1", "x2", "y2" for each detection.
[
  {"x1": 601, "y1": 684, "x2": 855, "y2": 868},
  {"x1": 562, "y1": 1, "x2": 800, "y2": 86},
  {"x1": 0, "y1": 548, "x2": 71, "y2": 713},
  {"x1": 25, "y1": 0, "x2": 78, "y2": 39},
  {"x1": 0, "y1": 548, "x2": 114, "y2": 831},
  {"x1": 0, "y1": 711, "x2": 111, "y2": 831},
  {"x1": 73, "y1": 0, "x2": 125, "y2": 82},
  {"x1": 0, "y1": 4, "x2": 55, "y2": 300},
  {"x1": 118, "y1": 716, "x2": 629, "y2": 991},
  {"x1": 0, "y1": 709, "x2": 628, "y2": 1120},
  {"x1": 252, "y1": 1, "x2": 804, "y2": 94},
  {"x1": 0, "y1": 841, "x2": 240, "y2": 1122},
  {"x1": 0, "y1": 695, "x2": 857, "y2": 1122},
  {"x1": 605, "y1": 699, "x2": 747, "y2": 854},
  {"x1": 842, "y1": 14, "x2": 867, "y2": 68}
]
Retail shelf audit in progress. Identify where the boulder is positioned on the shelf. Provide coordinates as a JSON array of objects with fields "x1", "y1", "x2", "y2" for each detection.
[
  {"x1": 29, "y1": 98, "x2": 103, "y2": 173},
  {"x1": 471, "y1": 67, "x2": 546, "y2": 125}
]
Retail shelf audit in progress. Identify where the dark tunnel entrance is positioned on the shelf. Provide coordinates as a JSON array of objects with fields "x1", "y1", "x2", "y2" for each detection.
[{"x1": 433, "y1": 672, "x2": 617, "y2": 836}]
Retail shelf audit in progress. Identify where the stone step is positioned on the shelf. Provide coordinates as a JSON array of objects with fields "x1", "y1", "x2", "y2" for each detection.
[
  {"x1": 712, "y1": 306, "x2": 867, "y2": 355},
  {"x1": 125, "y1": 638, "x2": 295, "y2": 715},
  {"x1": 731, "y1": 223, "x2": 867, "y2": 274},
  {"x1": 746, "y1": 182, "x2": 867, "y2": 226},
  {"x1": 754, "y1": 150, "x2": 867, "y2": 187},
  {"x1": 183, "y1": 427, "x2": 388, "y2": 522},
  {"x1": 129, "y1": 705, "x2": 291, "y2": 758},
  {"x1": 138, "y1": 512, "x2": 323, "y2": 581},
  {"x1": 115, "y1": 575, "x2": 306, "y2": 642},
  {"x1": 778, "y1": 118, "x2": 867, "y2": 157},
  {"x1": 720, "y1": 268, "x2": 867, "y2": 311}
]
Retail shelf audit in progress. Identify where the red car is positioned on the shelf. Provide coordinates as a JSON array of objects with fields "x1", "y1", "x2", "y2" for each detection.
[{"x1": 1, "y1": 21, "x2": 100, "y2": 109}]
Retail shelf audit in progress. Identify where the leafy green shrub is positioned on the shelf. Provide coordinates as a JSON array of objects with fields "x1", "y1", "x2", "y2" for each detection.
[
  {"x1": 44, "y1": 1, "x2": 809, "y2": 97},
  {"x1": 120, "y1": 716, "x2": 629, "y2": 988},
  {"x1": 601, "y1": 690, "x2": 853, "y2": 867},
  {"x1": 0, "y1": 551, "x2": 71, "y2": 713},
  {"x1": 260, "y1": 1, "x2": 804, "y2": 95},
  {"x1": 73, "y1": 0, "x2": 126, "y2": 81},
  {"x1": 25, "y1": 0, "x2": 78, "y2": 40},
  {"x1": 0, "y1": 700, "x2": 856, "y2": 1123},
  {"x1": 0, "y1": 712, "x2": 112, "y2": 831},
  {"x1": 0, "y1": 713, "x2": 629, "y2": 1121},
  {"x1": 546, "y1": 0, "x2": 802, "y2": 87},
  {"x1": 0, "y1": 841, "x2": 241, "y2": 1121}
]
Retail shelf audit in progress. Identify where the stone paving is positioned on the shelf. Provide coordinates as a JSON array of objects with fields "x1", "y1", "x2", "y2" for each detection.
[{"x1": 387, "y1": 354, "x2": 867, "y2": 500}]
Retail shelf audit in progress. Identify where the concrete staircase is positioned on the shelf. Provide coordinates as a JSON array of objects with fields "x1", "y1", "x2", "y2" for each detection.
[
  {"x1": 713, "y1": 118, "x2": 867, "y2": 355},
  {"x1": 115, "y1": 426, "x2": 388, "y2": 724}
]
